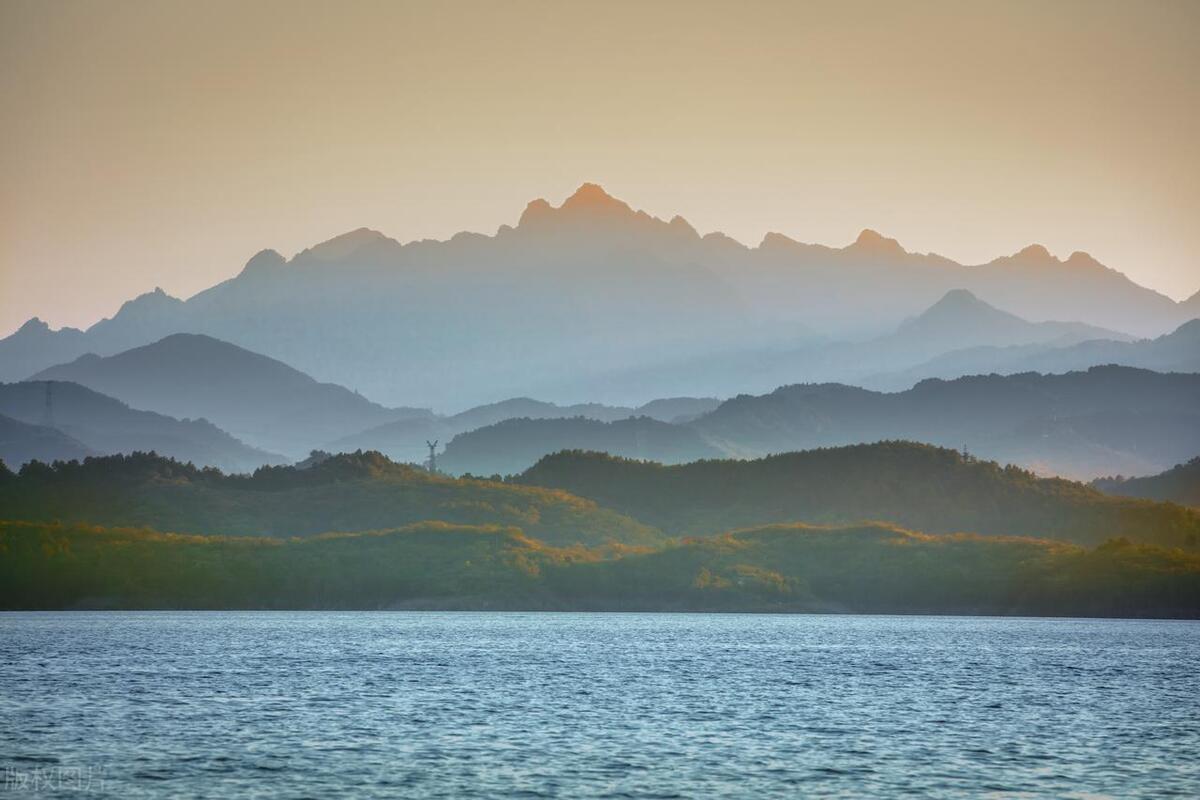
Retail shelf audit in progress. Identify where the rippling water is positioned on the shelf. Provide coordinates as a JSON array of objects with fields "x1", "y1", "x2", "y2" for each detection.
[{"x1": 2, "y1": 613, "x2": 1198, "y2": 798}]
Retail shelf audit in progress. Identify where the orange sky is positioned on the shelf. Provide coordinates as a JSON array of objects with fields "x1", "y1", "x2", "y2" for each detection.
[{"x1": 2, "y1": 0, "x2": 1198, "y2": 335}]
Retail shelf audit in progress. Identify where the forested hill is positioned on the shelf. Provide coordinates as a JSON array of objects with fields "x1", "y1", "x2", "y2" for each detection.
[
  {"x1": 0, "y1": 451, "x2": 660, "y2": 548},
  {"x1": 4, "y1": 520, "x2": 1197, "y2": 616},
  {"x1": 1093, "y1": 457, "x2": 1200, "y2": 509},
  {"x1": 517, "y1": 443, "x2": 1200, "y2": 548}
]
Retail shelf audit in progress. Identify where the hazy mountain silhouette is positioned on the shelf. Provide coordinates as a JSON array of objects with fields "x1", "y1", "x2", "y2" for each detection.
[
  {"x1": 438, "y1": 416, "x2": 724, "y2": 477},
  {"x1": 0, "y1": 319, "x2": 86, "y2": 385},
  {"x1": 690, "y1": 366, "x2": 1200, "y2": 479},
  {"x1": 890, "y1": 289, "x2": 1124, "y2": 351},
  {"x1": 0, "y1": 381, "x2": 279, "y2": 471},
  {"x1": 1092, "y1": 457, "x2": 1200, "y2": 508},
  {"x1": 1, "y1": 184, "x2": 1190, "y2": 407},
  {"x1": 0, "y1": 413, "x2": 94, "y2": 468},
  {"x1": 866, "y1": 318, "x2": 1200, "y2": 390},
  {"x1": 517, "y1": 442, "x2": 1200, "y2": 548},
  {"x1": 31, "y1": 334, "x2": 430, "y2": 457},
  {"x1": 568, "y1": 289, "x2": 1133, "y2": 401},
  {"x1": 328, "y1": 396, "x2": 721, "y2": 464},
  {"x1": 449, "y1": 398, "x2": 637, "y2": 430}
]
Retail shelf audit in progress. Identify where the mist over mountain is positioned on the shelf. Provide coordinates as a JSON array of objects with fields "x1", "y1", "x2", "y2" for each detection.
[
  {"x1": 889, "y1": 289, "x2": 1124, "y2": 352},
  {"x1": 1, "y1": 185, "x2": 1190, "y2": 408},
  {"x1": 691, "y1": 366, "x2": 1200, "y2": 479},
  {"x1": 349, "y1": 366, "x2": 1200, "y2": 480},
  {"x1": 505, "y1": 289, "x2": 1140, "y2": 403},
  {"x1": 0, "y1": 413, "x2": 94, "y2": 469},
  {"x1": 438, "y1": 416, "x2": 723, "y2": 477},
  {"x1": 31, "y1": 334, "x2": 430, "y2": 457},
  {"x1": 0, "y1": 381, "x2": 279, "y2": 471},
  {"x1": 865, "y1": 318, "x2": 1200, "y2": 390},
  {"x1": 329, "y1": 396, "x2": 721, "y2": 464}
]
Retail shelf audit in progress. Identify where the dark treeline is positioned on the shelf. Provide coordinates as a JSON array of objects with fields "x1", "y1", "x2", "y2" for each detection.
[
  {"x1": 517, "y1": 443, "x2": 1200, "y2": 548},
  {"x1": 2, "y1": 520, "x2": 1197, "y2": 617}
]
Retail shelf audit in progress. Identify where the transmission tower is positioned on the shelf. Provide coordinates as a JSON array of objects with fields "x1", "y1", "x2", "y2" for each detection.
[{"x1": 426, "y1": 440, "x2": 439, "y2": 473}]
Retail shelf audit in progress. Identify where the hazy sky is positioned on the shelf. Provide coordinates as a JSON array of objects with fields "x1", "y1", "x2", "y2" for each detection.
[{"x1": 2, "y1": 0, "x2": 1198, "y2": 335}]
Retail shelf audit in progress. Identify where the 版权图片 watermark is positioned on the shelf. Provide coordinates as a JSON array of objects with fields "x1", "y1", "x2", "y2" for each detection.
[{"x1": 4, "y1": 765, "x2": 107, "y2": 793}]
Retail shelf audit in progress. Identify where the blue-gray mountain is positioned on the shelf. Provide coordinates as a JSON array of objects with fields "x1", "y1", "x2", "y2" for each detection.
[
  {"x1": 30, "y1": 334, "x2": 432, "y2": 458},
  {"x1": 0, "y1": 381, "x2": 279, "y2": 472},
  {"x1": 574, "y1": 288, "x2": 1138, "y2": 400},
  {"x1": 865, "y1": 317, "x2": 1200, "y2": 391},
  {"x1": 331, "y1": 396, "x2": 721, "y2": 464},
  {"x1": 440, "y1": 367, "x2": 1200, "y2": 480},
  {"x1": 1, "y1": 184, "x2": 1192, "y2": 408},
  {"x1": 0, "y1": 413, "x2": 94, "y2": 469}
]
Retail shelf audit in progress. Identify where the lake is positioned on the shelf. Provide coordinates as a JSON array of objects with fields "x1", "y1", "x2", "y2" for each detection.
[{"x1": 2, "y1": 612, "x2": 1197, "y2": 797}]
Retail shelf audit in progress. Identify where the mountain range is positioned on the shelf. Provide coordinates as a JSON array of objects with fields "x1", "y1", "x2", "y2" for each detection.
[
  {"x1": 438, "y1": 416, "x2": 724, "y2": 477},
  {"x1": 0, "y1": 381, "x2": 277, "y2": 472},
  {"x1": 10, "y1": 286, "x2": 1166, "y2": 466},
  {"x1": 3, "y1": 183, "x2": 1193, "y2": 408},
  {"x1": 691, "y1": 366, "x2": 1200, "y2": 480},
  {"x1": 573, "y1": 288, "x2": 1138, "y2": 400},
  {"x1": 864, "y1": 318, "x2": 1200, "y2": 391},
  {"x1": 330, "y1": 395, "x2": 721, "y2": 464},
  {"x1": 30, "y1": 334, "x2": 431, "y2": 458},
  {"x1": 437, "y1": 366, "x2": 1200, "y2": 480}
]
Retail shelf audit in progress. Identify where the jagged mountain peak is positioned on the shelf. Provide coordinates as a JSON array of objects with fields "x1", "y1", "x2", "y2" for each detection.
[
  {"x1": 117, "y1": 287, "x2": 183, "y2": 313},
  {"x1": 300, "y1": 227, "x2": 396, "y2": 262},
  {"x1": 240, "y1": 248, "x2": 287, "y2": 276},
  {"x1": 16, "y1": 317, "x2": 50, "y2": 334},
  {"x1": 759, "y1": 231, "x2": 798, "y2": 250},
  {"x1": 1013, "y1": 243, "x2": 1054, "y2": 261},
  {"x1": 560, "y1": 182, "x2": 627, "y2": 212},
  {"x1": 519, "y1": 182, "x2": 636, "y2": 227},
  {"x1": 514, "y1": 183, "x2": 698, "y2": 239},
  {"x1": 517, "y1": 197, "x2": 555, "y2": 226},
  {"x1": 849, "y1": 228, "x2": 906, "y2": 257}
]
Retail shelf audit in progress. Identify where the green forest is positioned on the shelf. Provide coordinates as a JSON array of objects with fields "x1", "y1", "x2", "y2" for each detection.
[
  {"x1": 518, "y1": 443, "x2": 1200, "y2": 548},
  {"x1": 2, "y1": 445, "x2": 1199, "y2": 615},
  {"x1": 3, "y1": 520, "x2": 1197, "y2": 616}
]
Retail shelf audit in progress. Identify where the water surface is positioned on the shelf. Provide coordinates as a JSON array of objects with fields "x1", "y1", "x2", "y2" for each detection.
[{"x1": 2, "y1": 612, "x2": 1198, "y2": 797}]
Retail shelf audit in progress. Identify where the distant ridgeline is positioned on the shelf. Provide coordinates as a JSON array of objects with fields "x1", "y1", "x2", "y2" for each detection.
[
  {"x1": 2, "y1": 445, "x2": 1199, "y2": 615},
  {"x1": 4, "y1": 318, "x2": 1196, "y2": 479},
  {"x1": 436, "y1": 366, "x2": 1200, "y2": 480},
  {"x1": 3, "y1": 184, "x2": 1197, "y2": 409}
]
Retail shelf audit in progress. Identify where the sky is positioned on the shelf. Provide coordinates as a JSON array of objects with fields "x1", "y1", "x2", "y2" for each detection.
[{"x1": 1, "y1": 0, "x2": 1198, "y2": 336}]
